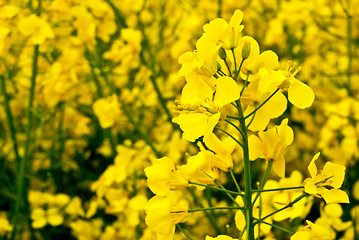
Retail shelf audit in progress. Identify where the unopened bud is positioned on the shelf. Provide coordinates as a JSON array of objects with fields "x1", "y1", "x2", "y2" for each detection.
[
  {"x1": 217, "y1": 62, "x2": 221, "y2": 71},
  {"x1": 218, "y1": 47, "x2": 227, "y2": 60},
  {"x1": 242, "y1": 39, "x2": 251, "y2": 59}
]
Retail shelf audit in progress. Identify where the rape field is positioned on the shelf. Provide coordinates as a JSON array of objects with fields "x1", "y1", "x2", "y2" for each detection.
[{"x1": 0, "y1": 0, "x2": 358, "y2": 239}]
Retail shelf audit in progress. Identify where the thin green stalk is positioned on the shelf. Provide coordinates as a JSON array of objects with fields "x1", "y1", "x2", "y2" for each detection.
[
  {"x1": 11, "y1": 43, "x2": 40, "y2": 240},
  {"x1": 237, "y1": 100, "x2": 255, "y2": 240},
  {"x1": 224, "y1": 59, "x2": 232, "y2": 78},
  {"x1": 189, "y1": 181, "x2": 243, "y2": 196},
  {"x1": 246, "y1": 103, "x2": 257, "y2": 128},
  {"x1": 225, "y1": 119, "x2": 245, "y2": 140},
  {"x1": 188, "y1": 206, "x2": 244, "y2": 212},
  {"x1": 254, "y1": 218, "x2": 294, "y2": 235},
  {"x1": 260, "y1": 193, "x2": 308, "y2": 222},
  {"x1": 240, "y1": 73, "x2": 250, "y2": 97},
  {"x1": 229, "y1": 169, "x2": 241, "y2": 193},
  {"x1": 244, "y1": 89, "x2": 279, "y2": 120},
  {"x1": 215, "y1": 180, "x2": 241, "y2": 207},
  {"x1": 252, "y1": 160, "x2": 273, "y2": 205},
  {"x1": 251, "y1": 186, "x2": 304, "y2": 193},
  {"x1": 188, "y1": 188, "x2": 223, "y2": 234},
  {"x1": 177, "y1": 224, "x2": 195, "y2": 240},
  {"x1": 0, "y1": 75, "x2": 20, "y2": 164},
  {"x1": 214, "y1": 126, "x2": 243, "y2": 148},
  {"x1": 346, "y1": 3, "x2": 353, "y2": 96},
  {"x1": 239, "y1": 223, "x2": 247, "y2": 239}
]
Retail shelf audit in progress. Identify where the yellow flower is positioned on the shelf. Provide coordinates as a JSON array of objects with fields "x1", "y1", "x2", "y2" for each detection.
[
  {"x1": 18, "y1": 14, "x2": 54, "y2": 44},
  {"x1": 235, "y1": 36, "x2": 279, "y2": 79},
  {"x1": 203, "y1": 132, "x2": 237, "y2": 171},
  {"x1": 145, "y1": 196, "x2": 189, "y2": 240},
  {"x1": 0, "y1": 213, "x2": 12, "y2": 236},
  {"x1": 178, "y1": 36, "x2": 220, "y2": 77},
  {"x1": 144, "y1": 157, "x2": 188, "y2": 196},
  {"x1": 30, "y1": 207, "x2": 64, "y2": 229},
  {"x1": 242, "y1": 74, "x2": 287, "y2": 131},
  {"x1": 173, "y1": 76, "x2": 240, "y2": 142},
  {"x1": 93, "y1": 94, "x2": 121, "y2": 129},
  {"x1": 179, "y1": 150, "x2": 219, "y2": 186},
  {"x1": 303, "y1": 153, "x2": 349, "y2": 204},
  {"x1": 248, "y1": 118, "x2": 294, "y2": 177},
  {"x1": 202, "y1": 9, "x2": 244, "y2": 49},
  {"x1": 291, "y1": 220, "x2": 332, "y2": 240},
  {"x1": 259, "y1": 62, "x2": 314, "y2": 109}
]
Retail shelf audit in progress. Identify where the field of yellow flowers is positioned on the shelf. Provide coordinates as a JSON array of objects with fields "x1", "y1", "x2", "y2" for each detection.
[{"x1": 1, "y1": 0, "x2": 358, "y2": 239}]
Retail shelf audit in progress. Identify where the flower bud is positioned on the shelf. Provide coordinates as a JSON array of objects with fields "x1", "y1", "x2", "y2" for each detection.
[
  {"x1": 241, "y1": 39, "x2": 251, "y2": 59},
  {"x1": 218, "y1": 47, "x2": 227, "y2": 60}
]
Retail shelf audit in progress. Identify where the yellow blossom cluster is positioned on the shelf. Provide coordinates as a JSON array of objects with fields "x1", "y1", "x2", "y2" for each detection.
[{"x1": 0, "y1": 0, "x2": 358, "y2": 240}]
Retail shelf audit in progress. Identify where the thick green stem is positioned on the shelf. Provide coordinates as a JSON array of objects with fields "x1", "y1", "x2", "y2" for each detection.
[
  {"x1": 11, "y1": 43, "x2": 39, "y2": 240},
  {"x1": 237, "y1": 100, "x2": 255, "y2": 240},
  {"x1": 0, "y1": 75, "x2": 21, "y2": 164}
]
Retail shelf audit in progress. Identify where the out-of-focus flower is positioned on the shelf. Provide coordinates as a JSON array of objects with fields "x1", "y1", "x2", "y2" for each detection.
[
  {"x1": 93, "y1": 94, "x2": 121, "y2": 129},
  {"x1": 18, "y1": 14, "x2": 54, "y2": 44},
  {"x1": 291, "y1": 220, "x2": 332, "y2": 240}
]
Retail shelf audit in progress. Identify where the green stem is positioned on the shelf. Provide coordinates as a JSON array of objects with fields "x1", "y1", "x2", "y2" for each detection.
[
  {"x1": 0, "y1": 75, "x2": 21, "y2": 164},
  {"x1": 224, "y1": 59, "x2": 232, "y2": 78},
  {"x1": 177, "y1": 224, "x2": 195, "y2": 240},
  {"x1": 244, "y1": 89, "x2": 279, "y2": 120},
  {"x1": 215, "y1": 180, "x2": 241, "y2": 207},
  {"x1": 214, "y1": 126, "x2": 243, "y2": 148},
  {"x1": 346, "y1": 3, "x2": 353, "y2": 96},
  {"x1": 189, "y1": 181, "x2": 243, "y2": 196},
  {"x1": 225, "y1": 119, "x2": 245, "y2": 140},
  {"x1": 240, "y1": 73, "x2": 250, "y2": 96},
  {"x1": 11, "y1": 43, "x2": 40, "y2": 240},
  {"x1": 252, "y1": 160, "x2": 273, "y2": 205},
  {"x1": 188, "y1": 188, "x2": 223, "y2": 234},
  {"x1": 188, "y1": 206, "x2": 244, "y2": 212},
  {"x1": 237, "y1": 100, "x2": 255, "y2": 240},
  {"x1": 229, "y1": 169, "x2": 242, "y2": 193},
  {"x1": 246, "y1": 103, "x2": 257, "y2": 128},
  {"x1": 251, "y1": 186, "x2": 304, "y2": 193},
  {"x1": 254, "y1": 218, "x2": 294, "y2": 235},
  {"x1": 260, "y1": 193, "x2": 308, "y2": 222}
]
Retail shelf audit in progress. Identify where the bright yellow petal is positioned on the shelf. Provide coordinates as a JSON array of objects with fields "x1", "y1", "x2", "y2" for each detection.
[
  {"x1": 308, "y1": 152, "x2": 320, "y2": 179},
  {"x1": 322, "y1": 162, "x2": 345, "y2": 189},
  {"x1": 272, "y1": 154, "x2": 285, "y2": 178},
  {"x1": 321, "y1": 189, "x2": 349, "y2": 204},
  {"x1": 288, "y1": 79, "x2": 315, "y2": 109},
  {"x1": 248, "y1": 135, "x2": 263, "y2": 160},
  {"x1": 213, "y1": 76, "x2": 240, "y2": 107}
]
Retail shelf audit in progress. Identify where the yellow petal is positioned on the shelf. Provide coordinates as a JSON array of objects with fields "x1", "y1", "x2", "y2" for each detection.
[
  {"x1": 321, "y1": 189, "x2": 349, "y2": 204},
  {"x1": 248, "y1": 135, "x2": 263, "y2": 160},
  {"x1": 322, "y1": 162, "x2": 345, "y2": 189},
  {"x1": 288, "y1": 79, "x2": 315, "y2": 109},
  {"x1": 173, "y1": 113, "x2": 208, "y2": 142},
  {"x1": 308, "y1": 152, "x2": 320, "y2": 179},
  {"x1": 272, "y1": 154, "x2": 285, "y2": 178},
  {"x1": 213, "y1": 76, "x2": 240, "y2": 107}
]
